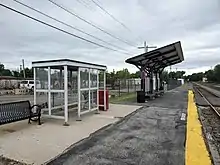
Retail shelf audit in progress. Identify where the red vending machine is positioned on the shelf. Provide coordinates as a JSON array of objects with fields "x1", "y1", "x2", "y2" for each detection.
[{"x1": 98, "y1": 90, "x2": 109, "y2": 111}]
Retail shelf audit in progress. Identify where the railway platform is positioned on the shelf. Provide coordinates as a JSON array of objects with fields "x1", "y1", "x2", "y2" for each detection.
[
  {"x1": 0, "y1": 83, "x2": 216, "y2": 165},
  {"x1": 47, "y1": 84, "x2": 199, "y2": 165}
]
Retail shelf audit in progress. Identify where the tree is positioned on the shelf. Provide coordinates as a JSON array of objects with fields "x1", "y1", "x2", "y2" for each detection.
[
  {"x1": 115, "y1": 68, "x2": 130, "y2": 79},
  {"x1": 2, "y1": 69, "x2": 12, "y2": 76},
  {"x1": 205, "y1": 70, "x2": 216, "y2": 82},
  {"x1": 20, "y1": 68, "x2": 33, "y2": 78},
  {"x1": 130, "y1": 71, "x2": 140, "y2": 78},
  {"x1": 214, "y1": 64, "x2": 220, "y2": 83},
  {"x1": 175, "y1": 71, "x2": 185, "y2": 78},
  {"x1": 168, "y1": 71, "x2": 176, "y2": 79},
  {"x1": 0, "y1": 63, "x2": 12, "y2": 76},
  {"x1": 188, "y1": 72, "x2": 204, "y2": 81},
  {"x1": 168, "y1": 71, "x2": 185, "y2": 79},
  {"x1": 12, "y1": 70, "x2": 20, "y2": 77}
]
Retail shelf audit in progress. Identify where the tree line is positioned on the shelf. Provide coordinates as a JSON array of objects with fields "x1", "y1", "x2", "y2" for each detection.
[
  {"x1": 0, "y1": 64, "x2": 33, "y2": 78},
  {"x1": 185, "y1": 64, "x2": 220, "y2": 82},
  {"x1": 2, "y1": 61, "x2": 218, "y2": 84}
]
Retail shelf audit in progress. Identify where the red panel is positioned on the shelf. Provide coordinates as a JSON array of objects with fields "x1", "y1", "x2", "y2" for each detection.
[{"x1": 98, "y1": 90, "x2": 109, "y2": 111}]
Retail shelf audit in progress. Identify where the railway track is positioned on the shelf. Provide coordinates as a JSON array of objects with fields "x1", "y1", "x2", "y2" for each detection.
[
  {"x1": 193, "y1": 84, "x2": 220, "y2": 164},
  {"x1": 193, "y1": 84, "x2": 220, "y2": 117}
]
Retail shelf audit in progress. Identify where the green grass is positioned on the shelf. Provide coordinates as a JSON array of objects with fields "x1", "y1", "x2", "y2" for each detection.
[{"x1": 110, "y1": 92, "x2": 136, "y2": 104}]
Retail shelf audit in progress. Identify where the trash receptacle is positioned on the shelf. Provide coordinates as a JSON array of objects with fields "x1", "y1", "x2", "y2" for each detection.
[{"x1": 137, "y1": 91, "x2": 145, "y2": 103}]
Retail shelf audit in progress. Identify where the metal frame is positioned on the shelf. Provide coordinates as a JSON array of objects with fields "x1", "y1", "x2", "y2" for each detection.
[
  {"x1": 125, "y1": 41, "x2": 184, "y2": 97},
  {"x1": 32, "y1": 59, "x2": 107, "y2": 125}
]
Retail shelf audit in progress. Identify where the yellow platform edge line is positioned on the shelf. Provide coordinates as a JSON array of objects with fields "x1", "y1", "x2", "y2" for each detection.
[{"x1": 185, "y1": 90, "x2": 211, "y2": 165}]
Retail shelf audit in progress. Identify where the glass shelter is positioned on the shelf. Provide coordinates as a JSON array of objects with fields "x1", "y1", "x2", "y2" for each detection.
[{"x1": 32, "y1": 59, "x2": 107, "y2": 125}]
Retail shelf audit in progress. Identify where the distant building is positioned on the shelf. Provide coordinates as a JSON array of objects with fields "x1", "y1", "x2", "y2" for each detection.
[
  {"x1": 202, "y1": 77, "x2": 207, "y2": 82},
  {"x1": 177, "y1": 78, "x2": 184, "y2": 85}
]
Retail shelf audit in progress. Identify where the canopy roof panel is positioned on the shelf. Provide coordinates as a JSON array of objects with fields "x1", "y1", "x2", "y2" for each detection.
[
  {"x1": 32, "y1": 59, "x2": 107, "y2": 70},
  {"x1": 126, "y1": 41, "x2": 184, "y2": 71}
]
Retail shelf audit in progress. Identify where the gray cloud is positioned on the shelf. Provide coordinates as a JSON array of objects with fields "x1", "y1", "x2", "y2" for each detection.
[{"x1": 0, "y1": 0, "x2": 220, "y2": 74}]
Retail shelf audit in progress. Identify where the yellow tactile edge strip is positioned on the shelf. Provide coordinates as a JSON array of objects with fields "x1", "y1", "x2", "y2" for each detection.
[{"x1": 185, "y1": 90, "x2": 211, "y2": 165}]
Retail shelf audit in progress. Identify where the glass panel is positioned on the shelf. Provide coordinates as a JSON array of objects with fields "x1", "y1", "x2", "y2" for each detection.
[
  {"x1": 51, "y1": 68, "x2": 64, "y2": 90},
  {"x1": 90, "y1": 89, "x2": 97, "y2": 109},
  {"x1": 36, "y1": 68, "x2": 48, "y2": 89},
  {"x1": 80, "y1": 68, "x2": 89, "y2": 89},
  {"x1": 80, "y1": 90, "x2": 89, "y2": 112},
  {"x1": 90, "y1": 69, "x2": 98, "y2": 88},
  {"x1": 99, "y1": 70, "x2": 104, "y2": 89},
  {"x1": 36, "y1": 91, "x2": 48, "y2": 114},
  {"x1": 68, "y1": 70, "x2": 78, "y2": 105},
  {"x1": 51, "y1": 92, "x2": 64, "y2": 116}
]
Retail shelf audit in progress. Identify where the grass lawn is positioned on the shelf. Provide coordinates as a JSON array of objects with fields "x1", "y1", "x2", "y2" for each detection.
[{"x1": 110, "y1": 92, "x2": 136, "y2": 104}]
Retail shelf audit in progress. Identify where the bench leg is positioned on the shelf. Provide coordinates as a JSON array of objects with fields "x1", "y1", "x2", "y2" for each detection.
[
  {"x1": 28, "y1": 117, "x2": 31, "y2": 124},
  {"x1": 38, "y1": 115, "x2": 41, "y2": 125}
]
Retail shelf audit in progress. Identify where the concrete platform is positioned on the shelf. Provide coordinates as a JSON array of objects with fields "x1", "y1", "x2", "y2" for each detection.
[
  {"x1": 0, "y1": 104, "x2": 140, "y2": 165},
  {"x1": 47, "y1": 85, "x2": 189, "y2": 165}
]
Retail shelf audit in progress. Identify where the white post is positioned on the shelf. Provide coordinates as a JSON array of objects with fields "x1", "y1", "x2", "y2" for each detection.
[
  {"x1": 33, "y1": 68, "x2": 36, "y2": 105},
  {"x1": 59, "y1": 68, "x2": 62, "y2": 97},
  {"x1": 96, "y1": 70, "x2": 99, "y2": 113},
  {"x1": 88, "y1": 69, "x2": 91, "y2": 111},
  {"x1": 48, "y1": 67, "x2": 51, "y2": 116},
  {"x1": 77, "y1": 67, "x2": 81, "y2": 120},
  {"x1": 157, "y1": 73, "x2": 160, "y2": 91},
  {"x1": 64, "y1": 65, "x2": 69, "y2": 125},
  {"x1": 144, "y1": 41, "x2": 148, "y2": 53},
  {"x1": 103, "y1": 70, "x2": 106, "y2": 110}
]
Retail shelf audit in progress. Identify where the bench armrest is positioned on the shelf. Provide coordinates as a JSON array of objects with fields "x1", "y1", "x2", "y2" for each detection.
[{"x1": 30, "y1": 105, "x2": 42, "y2": 115}]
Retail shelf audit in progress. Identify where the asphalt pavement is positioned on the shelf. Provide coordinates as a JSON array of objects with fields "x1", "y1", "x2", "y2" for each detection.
[{"x1": 47, "y1": 85, "x2": 189, "y2": 165}]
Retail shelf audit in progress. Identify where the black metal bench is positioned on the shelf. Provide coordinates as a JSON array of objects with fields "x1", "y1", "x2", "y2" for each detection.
[{"x1": 0, "y1": 100, "x2": 47, "y2": 125}]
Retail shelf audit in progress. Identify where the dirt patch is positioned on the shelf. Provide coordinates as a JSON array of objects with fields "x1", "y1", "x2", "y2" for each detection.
[{"x1": 2, "y1": 129, "x2": 16, "y2": 133}]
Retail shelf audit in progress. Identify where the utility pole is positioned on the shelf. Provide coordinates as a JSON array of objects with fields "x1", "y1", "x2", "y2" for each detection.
[
  {"x1": 137, "y1": 41, "x2": 157, "y2": 94},
  {"x1": 22, "y1": 59, "x2": 26, "y2": 78},
  {"x1": 20, "y1": 65, "x2": 22, "y2": 73},
  {"x1": 138, "y1": 41, "x2": 157, "y2": 53}
]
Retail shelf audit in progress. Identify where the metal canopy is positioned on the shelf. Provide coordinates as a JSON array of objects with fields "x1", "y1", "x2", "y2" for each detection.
[{"x1": 125, "y1": 41, "x2": 184, "y2": 72}]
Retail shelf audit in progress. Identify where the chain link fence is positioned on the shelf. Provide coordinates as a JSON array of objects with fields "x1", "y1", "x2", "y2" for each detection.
[
  {"x1": 107, "y1": 79, "x2": 141, "y2": 96},
  {"x1": 107, "y1": 78, "x2": 183, "y2": 97}
]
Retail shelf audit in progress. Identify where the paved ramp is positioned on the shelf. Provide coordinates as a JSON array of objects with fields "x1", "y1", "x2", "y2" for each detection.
[{"x1": 47, "y1": 85, "x2": 189, "y2": 165}]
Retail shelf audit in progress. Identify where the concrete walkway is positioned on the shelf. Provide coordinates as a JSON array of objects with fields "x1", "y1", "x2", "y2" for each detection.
[
  {"x1": 0, "y1": 104, "x2": 140, "y2": 164},
  {"x1": 47, "y1": 85, "x2": 189, "y2": 165}
]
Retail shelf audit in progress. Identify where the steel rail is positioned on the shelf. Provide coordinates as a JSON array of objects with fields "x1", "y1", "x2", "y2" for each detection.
[{"x1": 194, "y1": 85, "x2": 220, "y2": 117}]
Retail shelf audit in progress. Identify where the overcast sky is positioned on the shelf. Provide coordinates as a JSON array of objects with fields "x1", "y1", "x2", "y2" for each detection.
[{"x1": 0, "y1": 0, "x2": 220, "y2": 74}]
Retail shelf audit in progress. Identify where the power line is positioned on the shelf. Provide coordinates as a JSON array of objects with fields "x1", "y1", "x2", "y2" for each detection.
[
  {"x1": 0, "y1": 3, "x2": 130, "y2": 55},
  {"x1": 90, "y1": 0, "x2": 129, "y2": 31},
  {"x1": 75, "y1": 0, "x2": 95, "y2": 12},
  {"x1": 90, "y1": 0, "x2": 144, "y2": 42},
  {"x1": 47, "y1": 0, "x2": 136, "y2": 47},
  {"x1": 12, "y1": 0, "x2": 129, "y2": 52}
]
